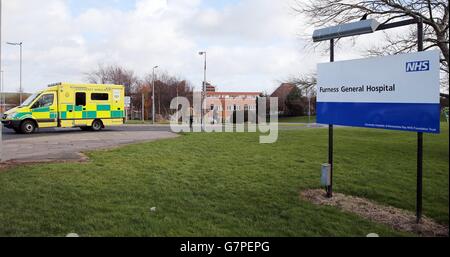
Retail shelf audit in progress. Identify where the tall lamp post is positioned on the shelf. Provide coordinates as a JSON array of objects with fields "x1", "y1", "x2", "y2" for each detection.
[
  {"x1": 0, "y1": 70, "x2": 4, "y2": 113},
  {"x1": 152, "y1": 65, "x2": 158, "y2": 124},
  {"x1": 6, "y1": 41, "x2": 23, "y2": 104},
  {"x1": 176, "y1": 82, "x2": 179, "y2": 122},
  {"x1": 198, "y1": 51, "x2": 207, "y2": 128}
]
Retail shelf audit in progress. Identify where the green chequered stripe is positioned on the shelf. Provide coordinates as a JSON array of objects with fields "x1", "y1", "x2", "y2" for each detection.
[
  {"x1": 50, "y1": 112, "x2": 57, "y2": 119},
  {"x1": 58, "y1": 110, "x2": 123, "y2": 119},
  {"x1": 15, "y1": 112, "x2": 32, "y2": 119},
  {"x1": 31, "y1": 107, "x2": 50, "y2": 113},
  {"x1": 97, "y1": 105, "x2": 111, "y2": 111},
  {"x1": 82, "y1": 111, "x2": 97, "y2": 119},
  {"x1": 111, "y1": 110, "x2": 124, "y2": 118},
  {"x1": 63, "y1": 104, "x2": 86, "y2": 112}
]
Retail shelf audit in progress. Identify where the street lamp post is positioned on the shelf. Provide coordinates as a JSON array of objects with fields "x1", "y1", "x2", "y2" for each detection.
[
  {"x1": 307, "y1": 88, "x2": 311, "y2": 124},
  {"x1": 6, "y1": 42, "x2": 23, "y2": 104},
  {"x1": 152, "y1": 66, "x2": 158, "y2": 124},
  {"x1": 0, "y1": 70, "x2": 4, "y2": 113},
  {"x1": 141, "y1": 92, "x2": 144, "y2": 122},
  {"x1": 176, "y1": 83, "x2": 179, "y2": 122},
  {"x1": 199, "y1": 51, "x2": 207, "y2": 128}
]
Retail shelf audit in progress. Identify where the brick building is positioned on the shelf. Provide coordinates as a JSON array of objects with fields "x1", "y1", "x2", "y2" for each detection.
[{"x1": 204, "y1": 85, "x2": 261, "y2": 123}]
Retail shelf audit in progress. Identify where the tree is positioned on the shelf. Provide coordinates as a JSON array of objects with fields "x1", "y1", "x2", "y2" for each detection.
[
  {"x1": 279, "y1": 74, "x2": 318, "y2": 116},
  {"x1": 143, "y1": 71, "x2": 193, "y2": 118},
  {"x1": 294, "y1": 0, "x2": 449, "y2": 89},
  {"x1": 131, "y1": 71, "x2": 193, "y2": 120},
  {"x1": 85, "y1": 64, "x2": 139, "y2": 96},
  {"x1": 285, "y1": 86, "x2": 305, "y2": 116},
  {"x1": 285, "y1": 73, "x2": 317, "y2": 95}
]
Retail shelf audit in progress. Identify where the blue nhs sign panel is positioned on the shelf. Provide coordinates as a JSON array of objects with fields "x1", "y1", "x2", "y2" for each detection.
[{"x1": 317, "y1": 50, "x2": 440, "y2": 133}]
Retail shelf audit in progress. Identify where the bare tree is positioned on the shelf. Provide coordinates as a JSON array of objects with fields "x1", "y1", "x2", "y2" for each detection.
[
  {"x1": 275, "y1": 74, "x2": 318, "y2": 116},
  {"x1": 284, "y1": 73, "x2": 317, "y2": 97},
  {"x1": 85, "y1": 64, "x2": 139, "y2": 96},
  {"x1": 132, "y1": 71, "x2": 193, "y2": 120},
  {"x1": 294, "y1": 0, "x2": 449, "y2": 79}
]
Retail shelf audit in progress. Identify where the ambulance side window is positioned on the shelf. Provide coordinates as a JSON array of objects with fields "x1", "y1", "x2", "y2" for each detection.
[
  {"x1": 91, "y1": 93, "x2": 109, "y2": 101},
  {"x1": 76, "y1": 92, "x2": 86, "y2": 106},
  {"x1": 32, "y1": 94, "x2": 54, "y2": 109}
]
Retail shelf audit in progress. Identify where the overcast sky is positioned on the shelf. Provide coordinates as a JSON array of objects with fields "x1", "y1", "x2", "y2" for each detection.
[{"x1": 2, "y1": 0, "x2": 380, "y2": 94}]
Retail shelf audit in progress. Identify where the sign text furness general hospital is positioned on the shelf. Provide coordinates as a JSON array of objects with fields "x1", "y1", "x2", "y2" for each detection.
[{"x1": 319, "y1": 84, "x2": 396, "y2": 93}]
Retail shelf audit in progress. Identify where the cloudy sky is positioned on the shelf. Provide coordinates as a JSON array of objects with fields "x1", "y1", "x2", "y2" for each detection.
[{"x1": 1, "y1": 0, "x2": 376, "y2": 94}]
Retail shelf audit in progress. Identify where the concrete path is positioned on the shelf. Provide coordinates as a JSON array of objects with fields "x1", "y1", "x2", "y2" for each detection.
[{"x1": 0, "y1": 128, "x2": 177, "y2": 163}]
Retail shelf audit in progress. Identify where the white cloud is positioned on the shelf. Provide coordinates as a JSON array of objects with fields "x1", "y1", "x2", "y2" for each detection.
[
  {"x1": 1, "y1": 0, "x2": 369, "y2": 94},
  {"x1": 186, "y1": 0, "x2": 299, "y2": 42}
]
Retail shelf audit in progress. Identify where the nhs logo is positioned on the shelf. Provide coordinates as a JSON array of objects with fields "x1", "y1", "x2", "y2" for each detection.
[{"x1": 406, "y1": 60, "x2": 430, "y2": 72}]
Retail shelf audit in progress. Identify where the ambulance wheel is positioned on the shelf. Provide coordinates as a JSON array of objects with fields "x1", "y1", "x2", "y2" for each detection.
[
  {"x1": 20, "y1": 120, "x2": 36, "y2": 134},
  {"x1": 91, "y1": 120, "x2": 103, "y2": 131}
]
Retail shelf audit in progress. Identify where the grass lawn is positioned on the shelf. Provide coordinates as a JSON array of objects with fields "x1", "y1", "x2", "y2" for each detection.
[
  {"x1": 278, "y1": 116, "x2": 317, "y2": 123},
  {"x1": 0, "y1": 124, "x2": 448, "y2": 236}
]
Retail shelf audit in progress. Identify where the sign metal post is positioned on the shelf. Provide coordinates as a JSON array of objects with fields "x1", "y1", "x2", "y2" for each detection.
[
  {"x1": 327, "y1": 39, "x2": 334, "y2": 198},
  {"x1": 416, "y1": 18, "x2": 424, "y2": 223}
]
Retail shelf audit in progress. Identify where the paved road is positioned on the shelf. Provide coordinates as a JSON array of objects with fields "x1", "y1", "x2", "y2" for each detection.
[
  {"x1": 0, "y1": 123, "x2": 325, "y2": 163},
  {"x1": 0, "y1": 125, "x2": 176, "y2": 163},
  {"x1": 1, "y1": 125, "x2": 172, "y2": 141},
  {"x1": 1, "y1": 123, "x2": 324, "y2": 140}
]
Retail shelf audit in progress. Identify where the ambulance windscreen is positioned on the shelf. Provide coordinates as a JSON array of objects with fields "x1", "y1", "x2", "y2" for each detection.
[{"x1": 20, "y1": 93, "x2": 40, "y2": 107}]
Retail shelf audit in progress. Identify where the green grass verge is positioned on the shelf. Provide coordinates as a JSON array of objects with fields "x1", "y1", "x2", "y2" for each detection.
[{"x1": 0, "y1": 124, "x2": 448, "y2": 236}]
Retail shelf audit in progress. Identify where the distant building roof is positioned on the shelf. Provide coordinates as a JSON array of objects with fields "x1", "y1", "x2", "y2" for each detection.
[
  {"x1": 206, "y1": 83, "x2": 216, "y2": 92},
  {"x1": 270, "y1": 83, "x2": 297, "y2": 98}
]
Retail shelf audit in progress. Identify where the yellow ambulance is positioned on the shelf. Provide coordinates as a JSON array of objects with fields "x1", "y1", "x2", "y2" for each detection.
[{"x1": 1, "y1": 83, "x2": 125, "y2": 134}]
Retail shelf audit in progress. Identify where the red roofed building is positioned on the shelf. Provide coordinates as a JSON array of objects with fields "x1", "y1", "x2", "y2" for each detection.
[
  {"x1": 270, "y1": 83, "x2": 297, "y2": 115},
  {"x1": 204, "y1": 84, "x2": 261, "y2": 123},
  {"x1": 270, "y1": 82, "x2": 316, "y2": 116}
]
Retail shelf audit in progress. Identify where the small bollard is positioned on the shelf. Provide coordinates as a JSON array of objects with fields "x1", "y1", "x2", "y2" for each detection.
[
  {"x1": 321, "y1": 163, "x2": 331, "y2": 187},
  {"x1": 321, "y1": 163, "x2": 332, "y2": 197}
]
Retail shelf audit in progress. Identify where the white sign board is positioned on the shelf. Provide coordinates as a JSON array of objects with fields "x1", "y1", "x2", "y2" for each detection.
[
  {"x1": 317, "y1": 50, "x2": 440, "y2": 133},
  {"x1": 124, "y1": 96, "x2": 131, "y2": 108}
]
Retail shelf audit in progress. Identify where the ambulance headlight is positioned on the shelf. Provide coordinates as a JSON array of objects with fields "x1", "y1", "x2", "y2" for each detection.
[{"x1": 7, "y1": 113, "x2": 17, "y2": 119}]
